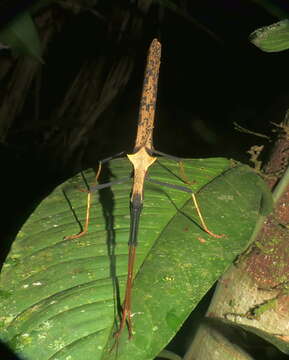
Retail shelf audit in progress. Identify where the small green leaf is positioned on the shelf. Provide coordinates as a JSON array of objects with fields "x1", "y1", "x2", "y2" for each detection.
[
  {"x1": 0, "y1": 158, "x2": 272, "y2": 359},
  {"x1": 249, "y1": 19, "x2": 289, "y2": 53},
  {"x1": 0, "y1": 11, "x2": 43, "y2": 62}
]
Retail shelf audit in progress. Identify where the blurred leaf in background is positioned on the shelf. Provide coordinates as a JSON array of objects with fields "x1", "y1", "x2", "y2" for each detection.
[
  {"x1": 0, "y1": 11, "x2": 43, "y2": 61},
  {"x1": 250, "y1": 19, "x2": 289, "y2": 53}
]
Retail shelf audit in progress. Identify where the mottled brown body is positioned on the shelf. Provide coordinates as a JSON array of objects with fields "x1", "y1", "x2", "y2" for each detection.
[
  {"x1": 134, "y1": 38, "x2": 161, "y2": 152},
  {"x1": 127, "y1": 39, "x2": 161, "y2": 206},
  {"x1": 116, "y1": 39, "x2": 161, "y2": 338}
]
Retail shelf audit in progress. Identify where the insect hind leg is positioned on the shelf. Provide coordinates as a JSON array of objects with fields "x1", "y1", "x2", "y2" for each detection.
[{"x1": 148, "y1": 153, "x2": 224, "y2": 238}]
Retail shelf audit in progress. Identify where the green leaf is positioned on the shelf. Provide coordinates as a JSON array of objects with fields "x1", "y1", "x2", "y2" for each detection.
[
  {"x1": 0, "y1": 157, "x2": 272, "y2": 359},
  {"x1": 0, "y1": 11, "x2": 43, "y2": 62},
  {"x1": 249, "y1": 19, "x2": 289, "y2": 53}
]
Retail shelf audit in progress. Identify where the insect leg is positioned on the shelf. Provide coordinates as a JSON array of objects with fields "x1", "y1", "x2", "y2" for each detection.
[
  {"x1": 65, "y1": 151, "x2": 126, "y2": 240},
  {"x1": 146, "y1": 177, "x2": 223, "y2": 238}
]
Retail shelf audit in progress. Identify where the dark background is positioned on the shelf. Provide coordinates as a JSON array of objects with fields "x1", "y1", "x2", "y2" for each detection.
[{"x1": 1, "y1": 1, "x2": 289, "y2": 359}]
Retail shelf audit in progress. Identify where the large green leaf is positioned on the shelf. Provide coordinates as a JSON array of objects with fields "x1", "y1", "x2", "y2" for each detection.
[{"x1": 0, "y1": 157, "x2": 271, "y2": 359}]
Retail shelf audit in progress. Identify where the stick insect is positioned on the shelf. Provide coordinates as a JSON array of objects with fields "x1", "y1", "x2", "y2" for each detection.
[{"x1": 66, "y1": 39, "x2": 222, "y2": 340}]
